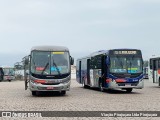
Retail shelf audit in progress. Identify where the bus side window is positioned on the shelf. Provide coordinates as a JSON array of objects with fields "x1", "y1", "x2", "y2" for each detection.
[
  {"x1": 90, "y1": 55, "x2": 102, "y2": 69},
  {"x1": 95, "y1": 55, "x2": 102, "y2": 69}
]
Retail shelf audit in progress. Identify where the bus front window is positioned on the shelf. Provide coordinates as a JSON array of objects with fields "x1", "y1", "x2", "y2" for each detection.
[
  {"x1": 51, "y1": 52, "x2": 70, "y2": 75},
  {"x1": 31, "y1": 51, "x2": 50, "y2": 75},
  {"x1": 3, "y1": 68, "x2": 15, "y2": 76},
  {"x1": 110, "y1": 56, "x2": 143, "y2": 74},
  {"x1": 31, "y1": 51, "x2": 70, "y2": 75}
]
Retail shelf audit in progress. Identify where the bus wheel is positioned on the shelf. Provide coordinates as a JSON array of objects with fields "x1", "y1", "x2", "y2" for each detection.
[
  {"x1": 8, "y1": 80, "x2": 11, "y2": 82},
  {"x1": 61, "y1": 91, "x2": 66, "y2": 95},
  {"x1": 159, "y1": 78, "x2": 160, "y2": 86},
  {"x1": 126, "y1": 88, "x2": 133, "y2": 93},
  {"x1": 32, "y1": 91, "x2": 37, "y2": 96}
]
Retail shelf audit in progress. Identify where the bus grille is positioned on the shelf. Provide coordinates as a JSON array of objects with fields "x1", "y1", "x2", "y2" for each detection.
[
  {"x1": 117, "y1": 83, "x2": 138, "y2": 86},
  {"x1": 41, "y1": 83, "x2": 60, "y2": 85},
  {"x1": 37, "y1": 87, "x2": 59, "y2": 90}
]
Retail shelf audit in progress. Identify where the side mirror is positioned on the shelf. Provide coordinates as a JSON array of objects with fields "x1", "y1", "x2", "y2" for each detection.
[
  {"x1": 70, "y1": 56, "x2": 74, "y2": 65},
  {"x1": 142, "y1": 60, "x2": 144, "y2": 67}
]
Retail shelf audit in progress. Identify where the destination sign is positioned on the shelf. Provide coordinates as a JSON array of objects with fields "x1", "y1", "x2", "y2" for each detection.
[
  {"x1": 52, "y1": 52, "x2": 64, "y2": 54},
  {"x1": 114, "y1": 51, "x2": 137, "y2": 55}
]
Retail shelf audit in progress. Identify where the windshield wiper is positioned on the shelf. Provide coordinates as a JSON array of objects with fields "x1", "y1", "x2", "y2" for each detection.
[
  {"x1": 41, "y1": 62, "x2": 49, "y2": 75},
  {"x1": 52, "y1": 59, "x2": 61, "y2": 76}
]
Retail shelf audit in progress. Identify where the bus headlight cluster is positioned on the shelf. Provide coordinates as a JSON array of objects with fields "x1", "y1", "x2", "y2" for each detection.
[{"x1": 139, "y1": 78, "x2": 143, "y2": 82}]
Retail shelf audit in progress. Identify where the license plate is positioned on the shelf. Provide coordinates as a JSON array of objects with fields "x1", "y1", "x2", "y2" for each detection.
[
  {"x1": 46, "y1": 87, "x2": 54, "y2": 90},
  {"x1": 125, "y1": 84, "x2": 131, "y2": 87}
]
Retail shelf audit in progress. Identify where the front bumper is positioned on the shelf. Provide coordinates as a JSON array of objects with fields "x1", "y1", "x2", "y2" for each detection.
[
  {"x1": 4, "y1": 76, "x2": 15, "y2": 80},
  {"x1": 29, "y1": 80, "x2": 71, "y2": 92},
  {"x1": 107, "y1": 80, "x2": 144, "y2": 89}
]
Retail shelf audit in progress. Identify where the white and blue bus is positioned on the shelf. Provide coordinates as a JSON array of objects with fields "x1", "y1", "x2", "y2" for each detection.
[
  {"x1": 76, "y1": 49, "x2": 144, "y2": 93},
  {"x1": 23, "y1": 46, "x2": 74, "y2": 96}
]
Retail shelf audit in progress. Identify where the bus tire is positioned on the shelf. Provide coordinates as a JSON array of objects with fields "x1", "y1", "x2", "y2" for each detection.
[
  {"x1": 159, "y1": 78, "x2": 160, "y2": 86},
  {"x1": 126, "y1": 88, "x2": 133, "y2": 93},
  {"x1": 61, "y1": 91, "x2": 66, "y2": 95},
  {"x1": 8, "y1": 80, "x2": 11, "y2": 82},
  {"x1": 32, "y1": 91, "x2": 37, "y2": 96}
]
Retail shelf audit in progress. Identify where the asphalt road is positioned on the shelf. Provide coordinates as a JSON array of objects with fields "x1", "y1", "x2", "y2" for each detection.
[{"x1": 0, "y1": 78, "x2": 160, "y2": 120}]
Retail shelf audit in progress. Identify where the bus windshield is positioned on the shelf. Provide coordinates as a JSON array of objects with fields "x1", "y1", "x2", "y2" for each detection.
[
  {"x1": 110, "y1": 56, "x2": 143, "y2": 74},
  {"x1": 3, "y1": 68, "x2": 15, "y2": 76},
  {"x1": 31, "y1": 51, "x2": 70, "y2": 75}
]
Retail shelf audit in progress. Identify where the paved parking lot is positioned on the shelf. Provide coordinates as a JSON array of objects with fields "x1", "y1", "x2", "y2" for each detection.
[{"x1": 0, "y1": 78, "x2": 160, "y2": 120}]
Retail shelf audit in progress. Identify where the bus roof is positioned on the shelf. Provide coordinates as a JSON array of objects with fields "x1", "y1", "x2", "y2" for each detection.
[
  {"x1": 31, "y1": 45, "x2": 69, "y2": 52},
  {"x1": 110, "y1": 48, "x2": 141, "y2": 51},
  {"x1": 90, "y1": 50, "x2": 109, "y2": 57},
  {"x1": 89, "y1": 49, "x2": 141, "y2": 57},
  {"x1": 0, "y1": 66, "x2": 14, "y2": 68},
  {"x1": 149, "y1": 55, "x2": 160, "y2": 59},
  {"x1": 77, "y1": 48, "x2": 142, "y2": 61}
]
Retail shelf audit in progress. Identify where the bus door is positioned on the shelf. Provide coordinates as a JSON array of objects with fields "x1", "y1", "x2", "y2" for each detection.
[
  {"x1": 24, "y1": 71, "x2": 29, "y2": 90},
  {"x1": 87, "y1": 59, "x2": 90, "y2": 85},
  {"x1": 23, "y1": 56, "x2": 30, "y2": 90},
  {"x1": 153, "y1": 60, "x2": 158, "y2": 83},
  {"x1": 101, "y1": 55, "x2": 106, "y2": 87}
]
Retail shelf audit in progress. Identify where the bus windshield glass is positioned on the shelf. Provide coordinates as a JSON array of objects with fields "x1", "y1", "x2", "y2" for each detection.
[
  {"x1": 31, "y1": 51, "x2": 70, "y2": 75},
  {"x1": 3, "y1": 68, "x2": 15, "y2": 76},
  {"x1": 110, "y1": 56, "x2": 143, "y2": 74}
]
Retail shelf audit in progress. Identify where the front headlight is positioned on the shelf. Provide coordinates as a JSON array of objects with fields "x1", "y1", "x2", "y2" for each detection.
[{"x1": 139, "y1": 78, "x2": 144, "y2": 82}]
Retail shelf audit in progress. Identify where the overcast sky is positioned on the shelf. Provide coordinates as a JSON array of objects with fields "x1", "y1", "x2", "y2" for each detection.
[{"x1": 0, "y1": 0, "x2": 160, "y2": 66}]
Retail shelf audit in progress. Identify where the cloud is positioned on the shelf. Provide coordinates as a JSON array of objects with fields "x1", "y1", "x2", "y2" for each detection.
[{"x1": 0, "y1": 0, "x2": 160, "y2": 65}]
